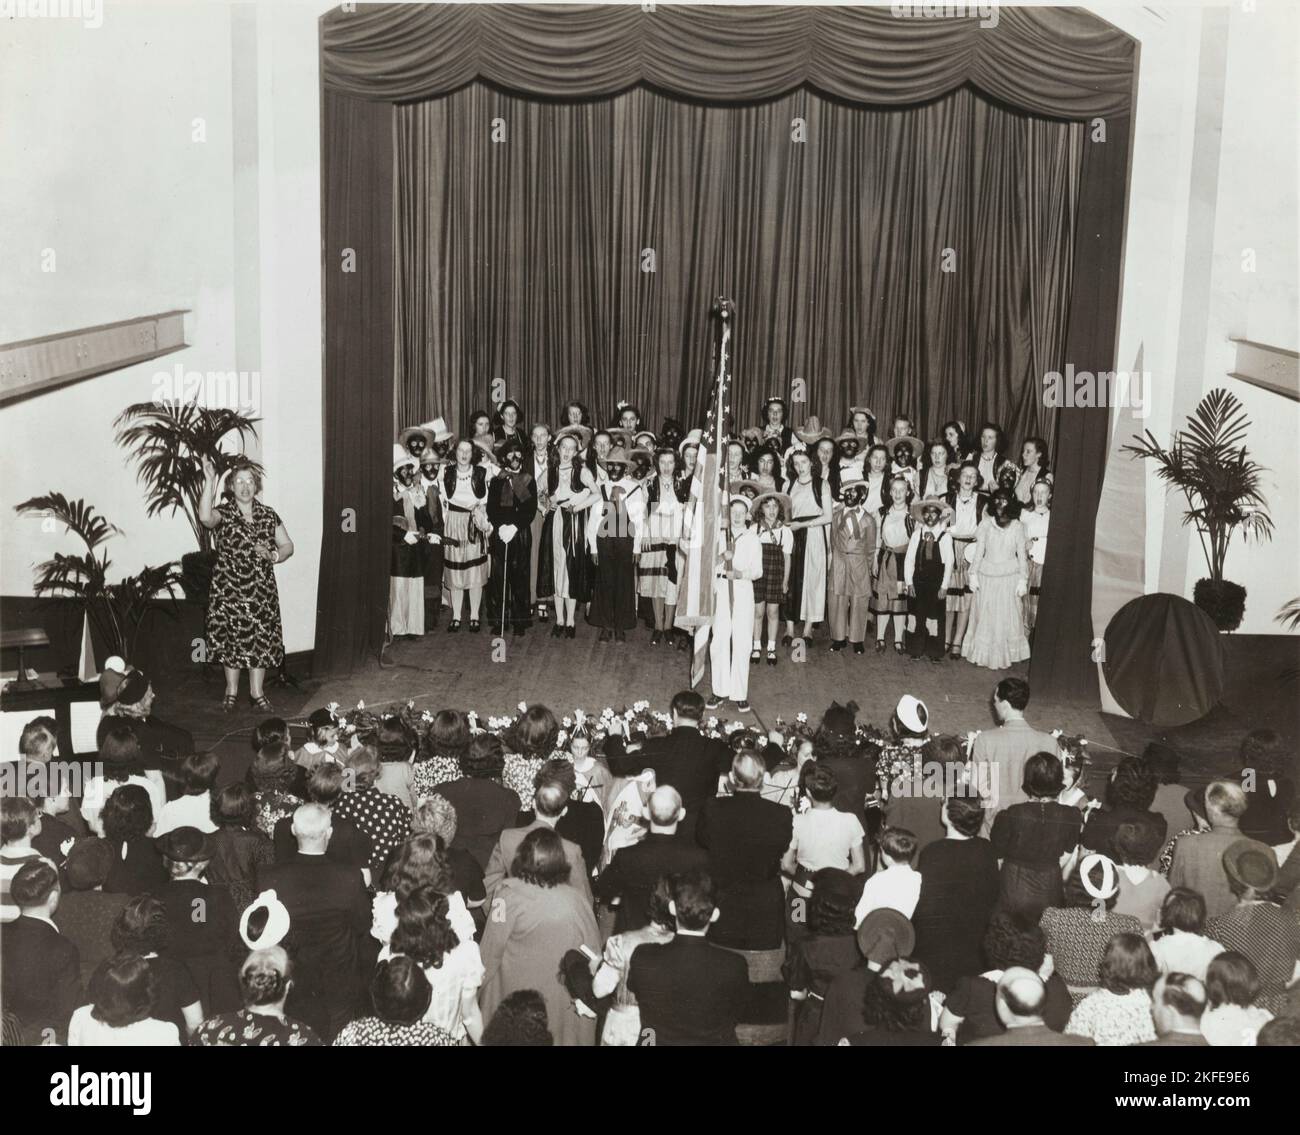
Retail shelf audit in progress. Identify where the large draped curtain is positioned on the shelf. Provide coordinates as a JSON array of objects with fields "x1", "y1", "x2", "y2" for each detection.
[
  {"x1": 395, "y1": 83, "x2": 1083, "y2": 443},
  {"x1": 318, "y1": 4, "x2": 1135, "y2": 705}
]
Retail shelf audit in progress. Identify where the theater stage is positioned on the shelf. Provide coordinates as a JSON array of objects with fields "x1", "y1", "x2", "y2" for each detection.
[{"x1": 159, "y1": 627, "x2": 1298, "y2": 796}]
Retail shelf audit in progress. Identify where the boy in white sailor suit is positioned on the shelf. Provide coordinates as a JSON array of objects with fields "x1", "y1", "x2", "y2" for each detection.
[
  {"x1": 706, "y1": 497, "x2": 763, "y2": 713},
  {"x1": 904, "y1": 498, "x2": 955, "y2": 662}
]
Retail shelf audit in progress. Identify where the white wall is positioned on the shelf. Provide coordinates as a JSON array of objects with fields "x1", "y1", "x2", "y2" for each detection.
[
  {"x1": 0, "y1": 0, "x2": 328, "y2": 654},
  {"x1": 1091, "y1": 0, "x2": 1299, "y2": 636}
]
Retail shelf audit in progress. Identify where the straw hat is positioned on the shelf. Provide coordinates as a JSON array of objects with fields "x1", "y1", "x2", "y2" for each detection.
[
  {"x1": 750, "y1": 491, "x2": 792, "y2": 522},
  {"x1": 398, "y1": 424, "x2": 434, "y2": 451},
  {"x1": 795, "y1": 417, "x2": 832, "y2": 445},
  {"x1": 607, "y1": 428, "x2": 635, "y2": 452},
  {"x1": 730, "y1": 478, "x2": 762, "y2": 498},
  {"x1": 678, "y1": 428, "x2": 703, "y2": 456},
  {"x1": 848, "y1": 405, "x2": 876, "y2": 424},
  {"x1": 393, "y1": 443, "x2": 417, "y2": 472},
  {"x1": 554, "y1": 424, "x2": 593, "y2": 451},
  {"x1": 910, "y1": 497, "x2": 954, "y2": 524},
  {"x1": 600, "y1": 445, "x2": 632, "y2": 469},
  {"x1": 885, "y1": 435, "x2": 920, "y2": 460},
  {"x1": 834, "y1": 428, "x2": 864, "y2": 447},
  {"x1": 421, "y1": 418, "x2": 455, "y2": 443}
]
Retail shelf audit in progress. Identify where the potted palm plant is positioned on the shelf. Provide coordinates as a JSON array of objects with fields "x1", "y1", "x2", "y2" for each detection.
[
  {"x1": 13, "y1": 493, "x2": 184, "y2": 669},
  {"x1": 114, "y1": 398, "x2": 262, "y2": 601},
  {"x1": 1123, "y1": 388, "x2": 1273, "y2": 631}
]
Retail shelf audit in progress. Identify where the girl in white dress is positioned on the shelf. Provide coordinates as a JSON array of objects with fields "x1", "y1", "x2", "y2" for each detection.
[
  {"x1": 440, "y1": 440, "x2": 491, "y2": 632},
  {"x1": 783, "y1": 450, "x2": 833, "y2": 644},
  {"x1": 961, "y1": 490, "x2": 1031, "y2": 669},
  {"x1": 919, "y1": 439, "x2": 953, "y2": 500},
  {"x1": 1022, "y1": 478, "x2": 1052, "y2": 637}
]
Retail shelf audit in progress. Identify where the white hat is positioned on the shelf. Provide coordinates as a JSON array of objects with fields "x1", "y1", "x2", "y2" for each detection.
[
  {"x1": 240, "y1": 889, "x2": 292, "y2": 950},
  {"x1": 1078, "y1": 853, "x2": 1119, "y2": 901},
  {"x1": 419, "y1": 418, "x2": 454, "y2": 443},
  {"x1": 894, "y1": 694, "x2": 929, "y2": 736},
  {"x1": 393, "y1": 443, "x2": 417, "y2": 472}
]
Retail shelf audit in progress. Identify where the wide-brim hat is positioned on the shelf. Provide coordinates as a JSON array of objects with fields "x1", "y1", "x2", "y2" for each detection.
[
  {"x1": 894, "y1": 694, "x2": 929, "y2": 736},
  {"x1": 740, "y1": 426, "x2": 765, "y2": 443},
  {"x1": 633, "y1": 431, "x2": 658, "y2": 448},
  {"x1": 398, "y1": 425, "x2": 435, "y2": 451},
  {"x1": 628, "y1": 446, "x2": 654, "y2": 465},
  {"x1": 729, "y1": 478, "x2": 762, "y2": 498},
  {"x1": 600, "y1": 445, "x2": 632, "y2": 468},
  {"x1": 607, "y1": 428, "x2": 636, "y2": 452},
  {"x1": 419, "y1": 418, "x2": 455, "y2": 443},
  {"x1": 555, "y1": 424, "x2": 593, "y2": 451},
  {"x1": 750, "y1": 491, "x2": 792, "y2": 522},
  {"x1": 856, "y1": 908, "x2": 916, "y2": 966},
  {"x1": 678, "y1": 428, "x2": 703, "y2": 455},
  {"x1": 762, "y1": 395, "x2": 788, "y2": 412},
  {"x1": 393, "y1": 442, "x2": 417, "y2": 472},
  {"x1": 848, "y1": 405, "x2": 876, "y2": 423},
  {"x1": 155, "y1": 826, "x2": 215, "y2": 863},
  {"x1": 795, "y1": 417, "x2": 832, "y2": 445},
  {"x1": 1222, "y1": 839, "x2": 1278, "y2": 892},
  {"x1": 728, "y1": 494, "x2": 755, "y2": 511},
  {"x1": 911, "y1": 497, "x2": 954, "y2": 524},
  {"x1": 834, "y1": 428, "x2": 864, "y2": 446},
  {"x1": 839, "y1": 475, "x2": 867, "y2": 495},
  {"x1": 885, "y1": 436, "x2": 919, "y2": 459},
  {"x1": 240, "y1": 889, "x2": 291, "y2": 950},
  {"x1": 472, "y1": 437, "x2": 497, "y2": 460}
]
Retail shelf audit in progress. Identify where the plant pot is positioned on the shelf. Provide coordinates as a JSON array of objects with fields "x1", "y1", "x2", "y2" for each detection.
[
  {"x1": 1193, "y1": 578, "x2": 1246, "y2": 632},
  {"x1": 180, "y1": 550, "x2": 217, "y2": 604}
]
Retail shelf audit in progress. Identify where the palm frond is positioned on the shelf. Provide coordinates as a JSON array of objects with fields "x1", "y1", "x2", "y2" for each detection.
[{"x1": 14, "y1": 493, "x2": 121, "y2": 551}]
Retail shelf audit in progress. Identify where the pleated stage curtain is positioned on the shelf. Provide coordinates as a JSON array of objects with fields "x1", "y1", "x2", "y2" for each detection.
[{"x1": 319, "y1": 4, "x2": 1135, "y2": 702}]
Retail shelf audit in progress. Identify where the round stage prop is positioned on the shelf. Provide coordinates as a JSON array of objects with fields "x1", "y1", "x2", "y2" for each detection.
[{"x1": 1103, "y1": 593, "x2": 1224, "y2": 727}]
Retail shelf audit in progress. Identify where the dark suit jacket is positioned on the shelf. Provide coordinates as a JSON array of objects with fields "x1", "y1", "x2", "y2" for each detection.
[
  {"x1": 273, "y1": 814, "x2": 370, "y2": 871},
  {"x1": 256, "y1": 856, "x2": 372, "y2": 1038},
  {"x1": 1080, "y1": 805, "x2": 1168, "y2": 861},
  {"x1": 436, "y1": 777, "x2": 524, "y2": 872},
  {"x1": 606, "y1": 727, "x2": 730, "y2": 821},
  {"x1": 968, "y1": 1024, "x2": 1094, "y2": 1046},
  {"x1": 518, "y1": 799, "x2": 605, "y2": 882},
  {"x1": 1, "y1": 916, "x2": 82, "y2": 1045},
  {"x1": 628, "y1": 934, "x2": 749, "y2": 1046},
  {"x1": 598, "y1": 833, "x2": 709, "y2": 932},
  {"x1": 157, "y1": 878, "x2": 241, "y2": 1012},
  {"x1": 695, "y1": 793, "x2": 793, "y2": 950},
  {"x1": 483, "y1": 819, "x2": 593, "y2": 906}
]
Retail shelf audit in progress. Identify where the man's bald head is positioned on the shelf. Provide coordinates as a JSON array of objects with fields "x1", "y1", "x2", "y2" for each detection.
[
  {"x1": 291, "y1": 803, "x2": 332, "y2": 848},
  {"x1": 995, "y1": 966, "x2": 1046, "y2": 1026},
  {"x1": 648, "y1": 786, "x2": 683, "y2": 829},
  {"x1": 731, "y1": 753, "x2": 765, "y2": 791}
]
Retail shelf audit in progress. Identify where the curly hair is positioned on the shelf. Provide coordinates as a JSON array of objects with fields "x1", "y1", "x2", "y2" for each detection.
[
  {"x1": 372, "y1": 714, "x2": 417, "y2": 763},
  {"x1": 983, "y1": 910, "x2": 1047, "y2": 970},
  {"x1": 381, "y1": 834, "x2": 455, "y2": 902},
  {"x1": 482, "y1": 989, "x2": 553, "y2": 1046},
  {"x1": 422, "y1": 710, "x2": 471, "y2": 763},
  {"x1": 111, "y1": 894, "x2": 170, "y2": 954},
  {"x1": 1107, "y1": 757, "x2": 1158, "y2": 812},
  {"x1": 101, "y1": 784, "x2": 154, "y2": 844},
  {"x1": 89, "y1": 953, "x2": 156, "y2": 1029},
  {"x1": 460, "y1": 732, "x2": 505, "y2": 779},
  {"x1": 503, "y1": 704, "x2": 559, "y2": 759},
  {"x1": 412, "y1": 794, "x2": 457, "y2": 846},
  {"x1": 240, "y1": 947, "x2": 291, "y2": 1006},
  {"x1": 251, "y1": 742, "x2": 298, "y2": 791},
  {"x1": 1099, "y1": 933, "x2": 1158, "y2": 995},
  {"x1": 860, "y1": 967, "x2": 930, "y2": 1032},
  {"x1": 807, "y1": 868, "x2": 859, "y2": 936},
  {"x1": 645, "y1": 874, "x2": 675, "y2": 931},
  {"x1": 390, "y1": 883, "x2": 461, "y2": 971}
]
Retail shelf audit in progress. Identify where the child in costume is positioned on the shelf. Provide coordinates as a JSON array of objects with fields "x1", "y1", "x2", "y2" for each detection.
[
  {"x1": 961, "y1": 489, "x2": 1031, "y2": 669},
  {"x1": 391, "y1": 444, "x2": 439, "y2": 637},
  {"x1": 751, "y1": 491, "x2": 793, "y2": 666},
  {"x1": 828, "y1": 477, "x2": 877, "y2": 654},
  {"x1": 872, "y1": 475, "x2": 914, "y2": 654},
  {"x1": 1022, "y1": 477, "x2": 1052, "y2": 637},
  {"x1": 904, "y1": 499, "x2": 955, "y2": 662}
]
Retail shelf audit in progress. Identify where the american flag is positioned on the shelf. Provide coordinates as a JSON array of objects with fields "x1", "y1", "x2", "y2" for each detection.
[{"x1": 676, "y1": 298, "x2": 734, "y2": 688}]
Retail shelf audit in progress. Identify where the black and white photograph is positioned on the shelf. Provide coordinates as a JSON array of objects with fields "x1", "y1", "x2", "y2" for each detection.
[{"x1": 1, "y1": 0, "x2": 1298, "y2": 1085}]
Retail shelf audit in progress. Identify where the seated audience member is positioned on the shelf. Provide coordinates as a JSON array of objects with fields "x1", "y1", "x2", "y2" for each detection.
[
  {"x1": 156, "y1": 827, "x2": 240, "y2": 1012},
  {"x1": 0, "y1": 860, "x2": 81, "y2": 1044},
  {"x1": 783, "y1": 764, "x2": 867, "y2": 909},
  {"x1": 1142, "y1": 742, "x2": 1191, "y2": 844},
  {"x1": 812, "y1": 701, "x2": 878, "y2": 839},
  {"x1": 481, "y1": 988, "x2": 554, "y2": 1047},
  {"x1": 939, "y1": 909, "x2": 1072, "y2": 1044},
  {"x1": 1040, "y1": 854, "x2": 1144, "y2": 994},
  {"x1": 80, "y1": 721, "x2": 166, "y2": 837},
  {"x1": 852, "y1": 826, "x2": 919, "y2": 926},
  {"x1": 52, "y1": 838, "x2": 123, "y2": 981},
  {"x1": 479, "y1": 828, "x2": 602, "y2": 1047},
  {"x1": 273, "y1": 762, "x2": 371, "y2": 879},
  {"x1": 334, "y1": 956, "x2": 457, "y2": 1047},
  {"x1": 1206, "y1": 840, "x2": 1299, "y2": 1011},
  {"x1": 250, "y1": 742, "x2": 305, "y2": 837},
  {"x1": 589, "y1": 875, "x2": 677, "y2": 1046},
  {"x1": 1111, "y1": 820, "x2": 1171, "y2": 931},
  {"x1": 1080, "y1": 756, "x2": 1166, "y2": 861},
  {"x1": 1237, "y1": 729, "x2": 1294, "y2": 846},
  {"x1": 966, "y1": 967, "x2": 1094, "y2": 1047},
  {"x1": 839, "y1": 958, "x2": 940, "y2": 1047},
  {"x1": 433, "y1": 731, "x2": 521, "y2": 872},
  {"x1": 1168, "y1": 779, "x2": 1251, "y2": 920},
  {"x1": 294, "y1": 707, "x2": 345, "y2": 772},
  {"x1": 193, "y1": 945, "x2": 321, "y2": 1046},
  {"x1": 384, "y1": 882, "x2": 485, "y2": 1044},
  {"x1": 208, "y1": 782, "x2": 276, "y2": 912},
  {"x1": 785, "y1": 868, "x2": 866, "y2": 1047},
  {"x1": 100, "y1": 785, "x2": 166, "y2": 895},
  {"x1": 109, "y1": 895, "x2": 203, "y2": 1038},
  {"x1": 604, "y1": 690, "x2": 732, "y2": 836},
  {"x1": 68, "y1": 952, "x2": 180, "y2": 1046},
  {"x1": 372, "y1": 834, "x2": 476, "y2": 951},
  {"x1": 885, "y1": 734, "x2": 963, "y2": 855},
  {"x1": 257, "y1": 804, "x2": 372, "y2": 1041},
  {"x1": 411, "y1": 709, "x2": 472, "y2": 800},
  {"x1": 483, "y1": 773, "x2": 593, "y2": 905},
  {"x1": 371, "y1": 713, "x2": 417, "y2": 810},
  {"x1": 1064, "y1": 932, "x2": 1159, "y2": 1046},
  {"x1": 599, "y1": 786, "x2": 707, "y2": 933},
  {"x1": 97, "y1": 668, "x2": 194, "y2": 767},
  {"x1": 154, "y1": 750, "x2": 221, "y2": 836},
  {"x1": 2, "y1": 797, "x2": 51, "y2": 922},
  {"x1": 696, "y1": 752, "x2": 793, "y2": 950},
  {"x1": 989, "y1": 751, "x2": 1082, "y2": 916},
  {"x1": 815, "y1": 908, "x2": 911, "y2": 1045},
  {"x1": 1274, "y1": 798, "x2": 1300, "y2": 910},
  {"x1": 331, "y1": 744, "x2": 413, "y2": 880},
  {"x1": 1200, "y1": 951, "x2": 1273, "y2": 1046},
  {"x1": 1149, "y1": 888, "x2": 1225, "y2": 981},
  {"x1": 1140, "y1": 973, "x2": 1209, "y2": 1046},
  {"x1": 410, "y1": 795, "x2": 486, "y2": 912},
  {"x1": 626, "y1": 869, "x2": 750, "y2": 1046},
  {"x1": 910, "y1": 795, "x2": 1000, "y2": 992},
  {"x1": 1255, "y1": 1015, "x2": 1300, "y2": 1047},
  {"x1": 519, "y1": 758, "x2": 604, "y2": 875},
  {"x1": 18, "y1": 718, "x2": 79, "y2": 863}
]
